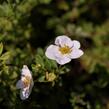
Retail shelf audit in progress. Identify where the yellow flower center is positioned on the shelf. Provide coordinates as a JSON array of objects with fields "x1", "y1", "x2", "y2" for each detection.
[
  {"x1": 23, "y1": 76, "x2": 31, "y2": 87},
  {"x1": 59, "y1": 45, "x2": 72, "y2": 55}
]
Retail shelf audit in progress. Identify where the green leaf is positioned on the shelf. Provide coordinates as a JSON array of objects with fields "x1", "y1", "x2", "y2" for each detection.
[
  {"x1": 38, "y1": 76, "x2": 45, "y2": 82},
  {"x1": 50, "y1": 60, "x2": 57, "y2": 69},
  {"x1": 45, "y1": 58, "x2": 52, "y2": 70},
  {"x1": 37, "y1": 48, "x2": 44, "y2": 56},
  {"x1": 0, "y1": 52, "x2": 10, "y2": 61},
  {"x1": 35, "y1": 54, "x2": 45, "y2": 68},
  {"x1": 39, "y1": 0, "x2": 52, "y2": 4},
  {"x1": 0, "y1": 43, "x2": 3, "y2": 55}
]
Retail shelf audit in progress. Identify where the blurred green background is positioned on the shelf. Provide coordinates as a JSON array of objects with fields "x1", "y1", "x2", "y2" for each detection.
[{"x1": 0, "y1": 0, "x2": 109, "y2": 109}]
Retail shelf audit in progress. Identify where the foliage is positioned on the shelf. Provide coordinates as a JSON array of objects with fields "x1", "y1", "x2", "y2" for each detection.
[{"x1": 0, "y1": 0, "x2": 109, "y2": 109}]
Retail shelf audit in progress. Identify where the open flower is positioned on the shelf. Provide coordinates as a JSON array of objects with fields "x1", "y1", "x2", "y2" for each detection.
[
  {"x1": 16, "y1": 65, "x2": 34, "y2": 100},
  {"x1": 45, "y1": 35, "x2": 84, "y2": 65}
]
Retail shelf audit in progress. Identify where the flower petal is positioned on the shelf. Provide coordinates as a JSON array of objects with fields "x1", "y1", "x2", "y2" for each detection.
[
  {"x1": 55, "y1": 56, "x2": 71, "y2": 65},
  {"x1": 72, "y1": 40, "x2": 81, "y2": 49},
  {"x1": 45, "y1": 45, "x2": 59, "y2": 60},
  {"x1": 20, "y1": 79, "x2": 34, "y2": 100},
  {"x1": 28, "y1": 79, "x2": 34, "y2": 96},
  {"x1": 21, "y1": 65, "x2": 32, "y2": 77},
  {"x1": 20, "y1": 87, "x2": 30, "y2": 100},
  {"x1": 69, "y1": 49, "x2": 84, "y2": 59},
  {"x1": 16, "y1": 80, "x2": 24, "y2": 89},
  {"x1": 55, "y1": 35, "x2": 73, "y2": 47}
]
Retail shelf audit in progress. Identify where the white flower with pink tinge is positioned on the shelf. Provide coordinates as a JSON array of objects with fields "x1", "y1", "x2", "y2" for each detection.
[
  {"x1": 45, "y1": 35, "x2": 84, "y2": 65},
  {"x1": 16, "y1": 65, "x2": 34, "y2": 100}
]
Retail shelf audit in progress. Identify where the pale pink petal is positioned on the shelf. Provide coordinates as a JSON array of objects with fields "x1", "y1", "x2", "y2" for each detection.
[
  {"x1": 72, "y1": 40, "x2": 81, "y2": 49},
  {"x1": 28, "y1": 79, "x2": 34, "y2": 96},
  {"x1": 20, "y1": 87, "x2": 30, "y2": 100},
  {"x1": 55, "y1": 56, "x2": 71, "y2": 65},
  {"x1": 45, "y1": 45, "x2": 59, "y2": 60},
  {"x1": 55, "y1": 35, "x2": 73, "y2": 47},
  {"x1": 69, "y1": 49, "x2": 84, "y2": 59},
  {"x1": 19, "y1": 79, "x2": 34, "y2": 100},
  {"x1": 21, "y1": 65, "x2": 31, "y2": 77},
  {"x1": 16, "y1": 80, "x2": 24, "y2": 89}
]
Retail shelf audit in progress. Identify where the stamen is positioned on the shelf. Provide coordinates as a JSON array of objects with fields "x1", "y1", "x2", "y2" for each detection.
[
  {"x1": 59, "y1": 45, "x2": 72, "y2": 55},
  {"x1": 22, "y1": 76, "x2": 31, "y2": 87}
]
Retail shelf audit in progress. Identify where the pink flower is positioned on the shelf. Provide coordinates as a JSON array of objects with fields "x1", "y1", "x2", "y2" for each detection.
[
  {"x1": 45, "y1": 35, "x2": 84, "y2": 65},
  {"x1": 16, "y1": 65, "x2": 34, "y2": 100}
]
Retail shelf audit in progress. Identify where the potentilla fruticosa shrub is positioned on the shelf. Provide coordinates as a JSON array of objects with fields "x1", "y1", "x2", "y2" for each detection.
[{"x1": 1, "y1": 0, "x2": 109, "y2": 109}]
